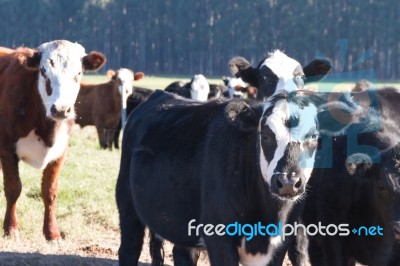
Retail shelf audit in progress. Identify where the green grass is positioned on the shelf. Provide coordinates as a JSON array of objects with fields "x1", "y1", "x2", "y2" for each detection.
[{"x1": 0, "y1": 126, "x2": 121, "y2": 245}]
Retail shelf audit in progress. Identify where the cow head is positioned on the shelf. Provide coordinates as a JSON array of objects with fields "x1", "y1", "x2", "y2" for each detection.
[
  {"x1": 107, "y1": 68, "x2": 144, "y2": 109},
  {"x1": 190, "y1": 74, "x2": 210, "y2": 101},
  {"x1": 228, "y1": 50, "x2": 331, "y2": 101},
  {"x1": 225, "y1": 91, "x2": 321, "y2": 200},
  {"x1": 26, "y1": 40, "x2": 106, "y2": 120}
]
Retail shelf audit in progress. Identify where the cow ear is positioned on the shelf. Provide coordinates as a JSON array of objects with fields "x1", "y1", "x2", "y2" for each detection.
[
  {"x1": 303, "y1": 58, "x2": 332, "y2": 83},
  {"x1": 25, "y1": 50, "x2": 41, "y2": 70},
  {"x1": 225, "y1": 101, "x2": 259, "y2": 131},
  {"x1": 82, "y1": 51, "x2": 106, "y2": 71},
  {"x1": 106, "y1": 69, "x2": 116, "y2": 79},
  {"x1": 134, "y1": 72, "x2": 144, "y2": 81},
  {"x1": 317, "y1": 97, "x2": 361, "y2": 135},
  {"x1": 345, "y1": 153, "x2": 373, "y2": 175}
]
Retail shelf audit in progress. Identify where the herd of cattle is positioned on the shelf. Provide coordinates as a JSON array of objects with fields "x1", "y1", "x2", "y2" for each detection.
[{"x1": 0, "y1": 40, "x2": 398, "y2": 266}]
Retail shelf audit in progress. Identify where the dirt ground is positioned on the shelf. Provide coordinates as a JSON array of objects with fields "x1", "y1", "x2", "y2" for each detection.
[{"x1": 0, "y1": 232, "x2": 293, "y2": 265}]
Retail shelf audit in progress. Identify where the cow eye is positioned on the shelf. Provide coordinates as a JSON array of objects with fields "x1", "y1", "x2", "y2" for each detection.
[
  {"x1": 311, "y1": 134, "x2": 318, "y2": 140},
  {"x1": 49, "y1": 59, "x2": 55, "y2": 67}
]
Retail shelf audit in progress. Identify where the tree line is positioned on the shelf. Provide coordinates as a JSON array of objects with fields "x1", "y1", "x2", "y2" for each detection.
[{"x1": 0, "y1": 0, "x2": 399, "y2": 80}]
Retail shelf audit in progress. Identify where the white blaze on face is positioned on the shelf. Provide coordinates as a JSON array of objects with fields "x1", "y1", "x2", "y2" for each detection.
[
  {"x1": 227, "y1": 77, "x2": 246, "y2": 98},
  {"x1": 37, "y1": 40, "x2": 86, "y2": 119},
  {"x1": 190, "y1": 74, "x2": 210, "y2": 101},
  {"x1": 263, "y1": 50, "x2": 303, "y2": 93},
  {"x1": 116, "y1": 68, "x2": 134, "y2": 109},
  {"x1": 259, "y1": 97, "x2": 319, "y2": 186}
]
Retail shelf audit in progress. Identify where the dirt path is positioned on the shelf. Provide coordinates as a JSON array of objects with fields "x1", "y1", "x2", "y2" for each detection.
[{"x1": 0, "y1": 231, "x2": 292, "y2": 265}]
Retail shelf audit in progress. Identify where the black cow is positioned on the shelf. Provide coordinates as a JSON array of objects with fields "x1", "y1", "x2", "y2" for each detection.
[
  {"x1": 116, "y1": 88, "x2": 323, "y2": 266},
  {"x1": 228, "y1": 50, "x2": 332, "y2": 101},
  {"x1": 114, "y1": 86, "x2": 154, "y2": 149},
  {"x1": 298, "y1": 88, "x2": 400, "y2": 266}
]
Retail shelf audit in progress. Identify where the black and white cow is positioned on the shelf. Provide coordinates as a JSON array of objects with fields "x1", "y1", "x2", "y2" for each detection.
[
  {"x1": 165, "y1": 74, "x2": 211, "y2": 101},
  {"x1": 116, "y1": 86, "x2": 323, "y2": 266},
  {"x1": 298, "y1": 88, "x2": 400, "y2": 266},
  {"x1": 228, "y1": 50, "x2": 332, "y2": 101}
]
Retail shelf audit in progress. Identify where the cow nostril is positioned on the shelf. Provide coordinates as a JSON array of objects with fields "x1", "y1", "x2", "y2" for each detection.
[
  {"x1": 294, "y1": 179, "x2": 302, "y2": 189},
  {"x1": 50, "y1": 105, "x2": 57, "y2": 114}
]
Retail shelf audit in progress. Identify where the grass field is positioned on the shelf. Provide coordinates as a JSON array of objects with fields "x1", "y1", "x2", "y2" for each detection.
[{"x1": 0, "y1": 74, "x2": 399, "y2": 265}]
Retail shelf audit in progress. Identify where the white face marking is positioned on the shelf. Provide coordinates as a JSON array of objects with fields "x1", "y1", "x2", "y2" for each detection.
[
  {"x1": 190, "y1": 74, "x2": 210, "y2": 101},
  {"x1": 263, "y1": 50, "x2": 302, "y2": 93},
  {"x1": 116, "y1": 68, "x2": 134, "y2": 109},
  {"x1": 15, "y1": 122, "x2": 70, "y2": 169},
  {"x1": 259, "y1": 98, "x2": 318, "y2": 187},
  {"x1": 227, "y1": 77, "x2": 247, "y2": 98},
  {"x1": 37, "y1": 40, "x2": 86, "y2": 119}
]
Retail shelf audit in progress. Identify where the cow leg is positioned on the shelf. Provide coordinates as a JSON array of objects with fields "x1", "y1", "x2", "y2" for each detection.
[
  {"x1": 107, "y1": 129, "x2": 117, "y2": 150},
  {"x1": 1, "y1": 151, "x2": 21, "y2": 239},
  {"x1": 287, "y1": 233, "x2": 310, "y2": 266},
  {"x1": 205, "y1": 237, "x2": 239, "y2": 265},
  {"x1": 149, "y1": 232, "x2": 164, "y2": 266},
  {"x1": 96, "y1": 127, "x2": 108, "y2": 149},
  {"x1": 41, "y1": 151, "x2": 66, "y2": 240},
  {"x1": 114, "y1": 120, "x2": 122, "y2": 149},
  {"x1": 116, "y1": 178, "x2": 145, "y2": 265},
  {"x1": 172, "y1": 246, "x2": 199, "y2": 266}
]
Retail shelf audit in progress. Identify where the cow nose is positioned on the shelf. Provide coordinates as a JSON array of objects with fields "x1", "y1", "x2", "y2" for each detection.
[
  {"x1": 273, "y1": 172, "x2": 302, "y2": 197},
  {"x1": 50, "y1": 104, "x2": 71, "y2": 119}
]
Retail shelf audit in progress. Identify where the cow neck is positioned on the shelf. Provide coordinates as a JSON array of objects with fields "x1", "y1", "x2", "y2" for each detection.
[
  {"x1": 34, "y1": 117, "x2": 68, "y2": 148},
  {"x1": 30, "y1": 71, "x2": 68, "y2": 148}
]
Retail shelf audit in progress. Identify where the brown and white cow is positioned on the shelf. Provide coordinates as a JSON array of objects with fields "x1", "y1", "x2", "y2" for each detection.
[
  {"x1": 0, "y1": 40, "x2": 106, "y2": 240},
  {"x1": 75, "y1": 68, "x2": 144, "y2": 149}
]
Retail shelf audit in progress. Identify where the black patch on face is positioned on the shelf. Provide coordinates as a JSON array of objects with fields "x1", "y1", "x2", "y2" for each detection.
[
  {"x1": 40, "y1": 66, "x2": 52, "y2": 96},
  {"x1": 275, "y1": 142, "x2": 302, "y2": 174},
  {"x1": 286, "y1": 115, "x2": 300, "y2": 129},
  {"x1": 46, "y1": 79, "x2": 52, "y2": 96},
  {"x1": 260, "y1": 117, "x2": 277, "y2": 163},
  {"x1": 258, "y1": 65, "x2": 279, "y2": 99}
]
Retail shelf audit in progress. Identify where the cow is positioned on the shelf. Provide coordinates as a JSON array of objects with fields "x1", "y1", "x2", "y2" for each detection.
[
  {"x1": 0, "y1": 40, "x2": 106, "y2": 240},
  {"x1": 113, "y1": 86, "x2": 154, "y2": 149},
  {"x1": 351, "y1": 79, "x2": 372, "y2": 93},
  {"x1": 165, "y1": 74, "x2": 210, "y2": 101},
  {"x1": 223, "y1": 76, "x2": 256, "y2": 99},
  {"x1": 75, "y1": 68, "x2": 144, "y2": 150},
  {"x1": 116, "y1": 85, "x2": 325, "y2": 266},
  {"x1": 165, "y1": 75, "x2": 252, "y2": 101},
  {"x1": 297, "y1": 88, "x2": 400, "y2": 266},
  {"x1": 228, "y1": 50, "x2": 332, "y2": 100}
]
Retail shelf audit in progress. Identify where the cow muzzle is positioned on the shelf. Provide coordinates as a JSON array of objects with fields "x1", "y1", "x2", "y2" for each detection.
[
  {"x1": 50, "y1": 104, "x2": 72, "y2": 119},
  {"x1": 271, "y1": 172, "x2": 304, "y2": 199}
]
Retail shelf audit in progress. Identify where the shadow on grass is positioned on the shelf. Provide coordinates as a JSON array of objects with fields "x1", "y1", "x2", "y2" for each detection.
[{"x1": 0, "y1": 252, "x2": 167, "y2": 266}]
